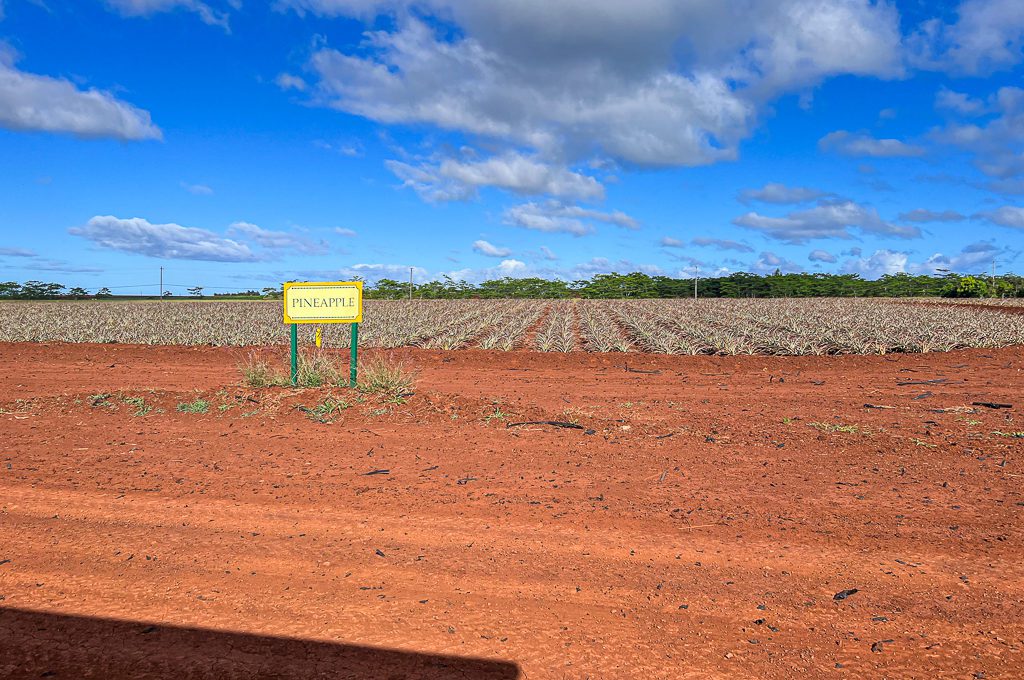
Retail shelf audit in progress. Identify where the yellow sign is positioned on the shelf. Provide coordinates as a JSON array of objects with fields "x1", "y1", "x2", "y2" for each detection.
[{"x1": 283, "y1": 281, "x2": 363, "y2": 324}]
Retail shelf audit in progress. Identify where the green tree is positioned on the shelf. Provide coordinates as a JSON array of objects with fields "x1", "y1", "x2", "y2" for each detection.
[
  {"x1": 20, "y1": 281, "x2": 65, "y2": 298},
  {"x1": 941, "y1": 276, "x2": 989, "y2": 298}
]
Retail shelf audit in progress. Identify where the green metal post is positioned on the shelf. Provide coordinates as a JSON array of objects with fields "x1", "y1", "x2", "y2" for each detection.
[
  {"x1": 290, "y1": 323, "x2": 298, "y2": 386},
  {"x1": 350, "y1": 323, "x2": 359, "y2": 388}
]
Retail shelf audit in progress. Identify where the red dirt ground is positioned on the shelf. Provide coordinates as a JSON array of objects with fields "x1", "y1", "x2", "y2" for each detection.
[{"x1": 1, "y1": 341, "x2": 1022, "y2": 679}]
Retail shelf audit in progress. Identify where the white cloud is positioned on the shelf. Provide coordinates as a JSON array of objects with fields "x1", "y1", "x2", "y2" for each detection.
[
  {"x1": 0, "y1": 247, "x2": 37, "y2": 257},
  {"x1": 70, "y1": 216, "x2": 257, "y2": 262},
  {"x1": 181, "y1": 181, "x2": 214, "y2": 195},
  {"x1": 384, "y1": 159, "x2": 475, "y2": 202},
  {"x1": 840, "y1": 249, "x2": 908, "y2": 278},
  {"x1": 691, "y1": 237, "x2": 755, "y2": 253},
  {"x1": 339, "y1": 263, "x2": 429, "y2": 282},
  {"x1": 571, "y1": 256, "x2": 663, "y2": 277},
  {"x1": 935, "y1": 88, "x2": 988, "y2": 116},
  {"x1": 908, "y1": 0, "x2": 1024, "y2": 75},
  {"x1": 439, "y1": 153, "x2": 604, "y2": 200},
  {"x1": 275, "y1": 73, "x2": 308, "y2": 91},
  {"x1": 497, "y1": 258, "x2": 526, "y2": 274},
  {"x1": 539, "y1": 246, "x2": 557, "y2": 261},
  {"x1": 933, "y1": 86, "x2": 1024, "y2": 179},
  {"x1": 660, "y1": 237, "x2": 685, "y2": 248},
  {"x1": 503, "y1": 200, "x2": 638, "y2": 236},
  {"x1": 819, "y1": 130, "x2": 926, "y2": 158},
  {"x1": 385, "y1": 152, "x2": 604, "y2": 202},
  {"x1": 977, "y1": 206, "x2": 1024, "y2": 229},
  {"x1": 914, "y1": 242, "x2": 1003, "y2": 273},
  {"x1": 738, "y1": 182, "x2": 827, "y2": 204},
  {"x1": 0, "y1": 52, "x2": 161, "y2": 140},
  {"x1": 333, "y1": 227, "x2": 357, "y2": 237},
  {"x1": 104, "y1": 0, "x2": 232, "y2": 30},
  {"x1": 228, "y1": 221, "x2": 329, "y2": 254},
  {"x1": 808, "y1": 249, "x2": 837, "y2": 263},
  {"x1": 734, "y1": 199, "x2": 920, "y2": 243},
  {"x1": 294, "y1": 2, "x2": 901, "y2": 169},
  {"x1": 898, "y1": 208, "x2": 966, "y2": 223},
  {"x1": 752, "y1": 251, "x2": 802, "y2": 274},
  {"x1": 472, "y1": 239, "x2": 511, "y2": 257},
  {"x1": 840, "y1": 242, "x2": 1004, "y2": 278}
]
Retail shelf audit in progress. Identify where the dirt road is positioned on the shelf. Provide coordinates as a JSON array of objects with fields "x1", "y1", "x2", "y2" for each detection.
[{"x1": 1, "y1": 342, "x2": 1022, "y2": 678}]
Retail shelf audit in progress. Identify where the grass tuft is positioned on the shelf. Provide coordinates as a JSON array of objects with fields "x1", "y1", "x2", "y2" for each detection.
[
  {"x1": 239, "y1": 352, "x2": 289, "y2": 388},
  {"x1": 357, "y1": 357, "x2": 416, "y2": 397},
  {"x1": 299, "y1": 397, "x2": 350, "y2": 423},
  {"x1": 809, "y1": 422, "x2": 859, "y2": 434}
]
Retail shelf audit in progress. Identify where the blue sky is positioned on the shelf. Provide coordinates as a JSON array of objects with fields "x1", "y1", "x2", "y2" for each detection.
[{"x1": 1, "y1": 0, "x2": 1023, "y2": 294}]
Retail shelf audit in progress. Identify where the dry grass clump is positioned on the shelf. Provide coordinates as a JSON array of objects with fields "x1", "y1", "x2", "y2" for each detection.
[
  {"x1": 357, "y1": 356, "x2": 417, "y2": 397},
  {"x1": 240, "y1": 350, "x2": 343, "y2": 388},
  {"x1": 240, "y1": 351, "x2": 288, "y2": 387},
  {"x1": 240, "y1": 350, "x2": 416, "y2": 395}
]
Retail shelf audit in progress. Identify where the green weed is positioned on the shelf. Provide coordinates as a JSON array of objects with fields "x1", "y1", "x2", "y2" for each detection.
[
  {"x1": 176, "y1": 399, "x2": 210, "y2": 414},
  {"x1": 122, "y1": 396, "x2": 152, "y2": 417}
]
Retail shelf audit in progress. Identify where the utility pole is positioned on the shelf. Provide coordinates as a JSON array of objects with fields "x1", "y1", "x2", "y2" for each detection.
[
  {"x1": 992, "y1": 258, "x2": 996, "y2": 298},
  {"x1": 409, "y1": 267, "x2": 414, "y2": 301},
  {"x1": 160, "y1": 266, "x2": 164, "y2": 301},
  {"x1": 693, "y1": 266, "x2": 699, "y2": 299}
]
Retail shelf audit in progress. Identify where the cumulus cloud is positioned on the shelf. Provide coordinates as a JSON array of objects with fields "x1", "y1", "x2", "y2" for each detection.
[
  {"x1": 0, "y1": 51, "x2": 162, "y2": 140},
  {"x1": 898, "y1": 208, "x2": 966, "y2": 222},
  {"x1": 734, "y1": 199, "x2": 920, "y2": 244},
  {"x1": 70, "y1": 216, "x2": 257, "y2": 262},
  {"x1": 908, "y1": 0, "x2": 1024, "y2": 75},
  {"x1": 752, "y1": 251, "x2": 802, "y2": 274},
  {"x1": 572, "y1": 257, "x2": 663, "y2": 277},
  {"x1": 840, "y1": 249, "x2": 908, "y2": 278},
  {"x1": 472, "y1": 239, "x2": 511, "y2": 257},
  {"x1": 228, "y1": 221, "x2": 329, "y2": 255},
  {"x1": 386, "y1": 152, "x2": 604, "y2": 202},
  {"x1": 503, "y1": 201, "x2": 638, "y2": 236},
  {"x1": 935, "y1": 88, "x2": 988, "y2": 116},
  {"x1": 840, "y1": 242, "x2": 1005, "y2": 277},
  {"x1": 818, "y1": 130, "x2": 926, "y2": 158},
  {"x1": 690, "y1": 237, "x2": 755, "y2": 252},
  {"x1": 914, "y1": 242, "x2": 1004, "y2": 273},
  {"x1": 496, "y1": 258, "x2": 526, "y2": 274},
  {"x1": 977, "y1": 206, "x2": 1024, "y2": 229},
  {"x1": 104, "y1": 0, "x2": 232, "y2": 30},
  {"x1": 933, "y1": 86, "x2": 1024, "y2": 179},
  {"x1": 660, "y1": 237, "x2": 685, "y2": 248},
  {"x1": 333, "y1": 227, "x2": 357, "y2": 237},
  {"x1": 292, "y1": 2, "x2": 901, "y2": 170},
  {"x1": 738, "y1": 182, "x2": 827, "y2": 204},
  {"x1": 336, "y1": 263, "x2": 428, "y2": 282},
  {"x1": 808, "y1": 249, "x2": 837, "y2": 263}
]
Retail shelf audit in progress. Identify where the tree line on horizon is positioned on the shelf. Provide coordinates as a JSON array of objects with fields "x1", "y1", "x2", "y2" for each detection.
[{"x1": 2, "y1": 270, "x2": 1022, "y2": 300}]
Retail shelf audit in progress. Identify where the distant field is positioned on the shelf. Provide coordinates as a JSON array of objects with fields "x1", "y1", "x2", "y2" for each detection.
[{"x1": 2, "y1": 298, "x2": 1023, "y2": 355}]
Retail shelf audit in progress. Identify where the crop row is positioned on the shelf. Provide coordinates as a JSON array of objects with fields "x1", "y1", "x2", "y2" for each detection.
[{"x1": 1, "y1": 298, "x2": 1022, "y2": 355}]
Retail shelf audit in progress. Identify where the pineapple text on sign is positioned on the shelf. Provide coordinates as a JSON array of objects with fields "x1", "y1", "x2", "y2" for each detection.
[{"x1": 283, "y1": 282, "x2": 363, "y2": 324}]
